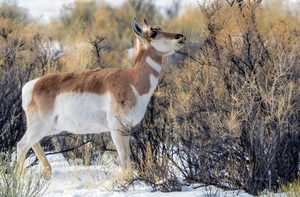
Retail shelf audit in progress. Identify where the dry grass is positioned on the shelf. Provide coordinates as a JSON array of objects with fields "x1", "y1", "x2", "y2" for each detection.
[
  {"x1": 0, "y1": 153, "x2": 48, "y2": 197},
  {"x1": 59, "y1": 42, "x2": 93, "y2": 72},
  {"x1": 280, "y1": 177, "x2": 300, "y2": 197}
]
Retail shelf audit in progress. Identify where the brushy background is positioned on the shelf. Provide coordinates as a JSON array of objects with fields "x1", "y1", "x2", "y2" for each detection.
[{"x1": 0, "y1": 0, "x2": 299, "y2": 195}]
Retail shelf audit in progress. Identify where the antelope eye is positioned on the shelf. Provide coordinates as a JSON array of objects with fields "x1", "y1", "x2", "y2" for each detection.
[{"x1": 150, "y1": 31, "x2": 157, "y2": 39}]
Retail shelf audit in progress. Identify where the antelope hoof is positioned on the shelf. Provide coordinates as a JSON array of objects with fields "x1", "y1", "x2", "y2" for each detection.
[
  {"x1": 43, "y1": 168, "x2": 52, "y2": 180},
  {"x1": 16, "y1": 163, "x2": 25, "y2": 179},
  {"x1": 121, "y1": 167, "x2": 133, "y2": 181}
]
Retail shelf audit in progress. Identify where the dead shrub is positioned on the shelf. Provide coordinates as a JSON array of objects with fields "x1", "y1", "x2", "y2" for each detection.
[
  {"x1": 0, "y1": 21, "x2": 59, "y2": 153},
  {"x1": 127, "y1": 1, "x2": 300, "y2": 195}
]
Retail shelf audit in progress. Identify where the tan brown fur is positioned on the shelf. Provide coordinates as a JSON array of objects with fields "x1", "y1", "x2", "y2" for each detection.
[{"x1": 30, "y1": 46, "x2": 162, "y2": 113}]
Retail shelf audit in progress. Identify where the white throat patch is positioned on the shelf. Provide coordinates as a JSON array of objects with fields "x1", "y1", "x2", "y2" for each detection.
[{"x1": 146, "y1": 57, "x2": 161, "y2": 73}]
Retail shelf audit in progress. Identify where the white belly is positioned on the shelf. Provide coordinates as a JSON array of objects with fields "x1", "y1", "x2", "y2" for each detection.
[
  {"x1": 52, "y1": 92, "x2": 110, "y2": 133},
  {"x1": 48, "y1": 74, "x2": 158, "y2": 133}
]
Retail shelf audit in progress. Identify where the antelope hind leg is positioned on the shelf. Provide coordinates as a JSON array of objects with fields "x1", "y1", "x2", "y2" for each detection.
[
  {"x1": 32, "y1": 143, "x2": 52, "y2": 180},
  {"x1": 16, "y1": 133, "x2": 30, "y2": 178}
]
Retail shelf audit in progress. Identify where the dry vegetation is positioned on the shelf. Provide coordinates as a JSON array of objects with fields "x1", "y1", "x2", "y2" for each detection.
[
  {"x1": 0, "y1": 153, "x2": 48, "y2": 196},
  {"x1": 0, "y1": 0, "x2": 299, "y2": 195}
]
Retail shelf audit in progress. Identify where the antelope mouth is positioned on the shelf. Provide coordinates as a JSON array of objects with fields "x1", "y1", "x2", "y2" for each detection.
[
  {"x1": 178, "y1": 36, "x2": 186, "y2": 45},
  {"x1": 178, "y1": 40, "x2": 185, "y2": 44},
  {"x1": 177, "y1": 37, "x2": 186, "y2": 46}
]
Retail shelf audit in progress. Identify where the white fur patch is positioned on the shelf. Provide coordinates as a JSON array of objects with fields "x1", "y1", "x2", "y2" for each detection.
[
  {"x1": 22, "y1": 78, "x2": 40, "y2": 111},
  {"x1": 150, "y1": 38, "x2": 179, "y2": 54},
  {"x1": 52, "y1": 92, "x2": 111, "y2": 133},
  {"x1": 126, "y1": 75, "x2": 158, "y2": 125},
  {"x1": 146, "y1": 56, "x2": 161, "y2": 73}
]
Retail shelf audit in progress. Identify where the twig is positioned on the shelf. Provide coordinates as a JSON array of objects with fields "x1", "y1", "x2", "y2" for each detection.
[{"x1": 175, "y1": 51, "x2": 204, "y2": 65}]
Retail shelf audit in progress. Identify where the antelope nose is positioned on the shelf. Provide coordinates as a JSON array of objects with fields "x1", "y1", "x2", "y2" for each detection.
[{"x1": 176, "y1": 34, "x2": 186, "y2": 43}]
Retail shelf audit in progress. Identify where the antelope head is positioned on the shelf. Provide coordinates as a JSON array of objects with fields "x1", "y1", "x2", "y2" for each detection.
[{"x1": 132, "y1": 19, "x2": 186, "y2": 55}]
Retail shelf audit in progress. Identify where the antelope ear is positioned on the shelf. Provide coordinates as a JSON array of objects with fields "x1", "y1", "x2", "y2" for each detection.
[
  {"x1": 143, "y1": 18, "x2": 149, "y2": 29},
  {"x1": 132, "y1": 19, "x2": 144, "y2": 37}
]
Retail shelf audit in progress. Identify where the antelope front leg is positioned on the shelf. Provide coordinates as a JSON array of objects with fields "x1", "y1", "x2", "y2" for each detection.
[
  {"x1": 111, "y1": 131, "x2": 132, "y2": 179},
  {"x1": 111, "y1": 131, "x2": 131, "y2": 169}
]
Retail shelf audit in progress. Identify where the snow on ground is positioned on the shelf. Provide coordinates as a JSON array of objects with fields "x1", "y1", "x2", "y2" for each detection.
[{"x1": 23, "y1": 153, "x2": 281, "y2": 197}]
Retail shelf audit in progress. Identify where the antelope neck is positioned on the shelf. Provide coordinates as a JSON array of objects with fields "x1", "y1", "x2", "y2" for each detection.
[
  {"x1": 133, "y1": 46, "x2": 163, "y2": 74},
  {"x1": 129, "y1": 47, "x2": 163, "y2": 95}
]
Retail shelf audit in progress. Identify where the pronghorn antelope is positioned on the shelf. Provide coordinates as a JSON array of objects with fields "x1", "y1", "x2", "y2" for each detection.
[{"x1": 17, "y1": 19, "x2": 186, "y2": 179}]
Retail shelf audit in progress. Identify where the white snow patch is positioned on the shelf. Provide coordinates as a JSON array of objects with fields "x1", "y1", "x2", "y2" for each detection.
[{"x1": 22, "y1": 153, "x2": 262, "y2": 197}]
